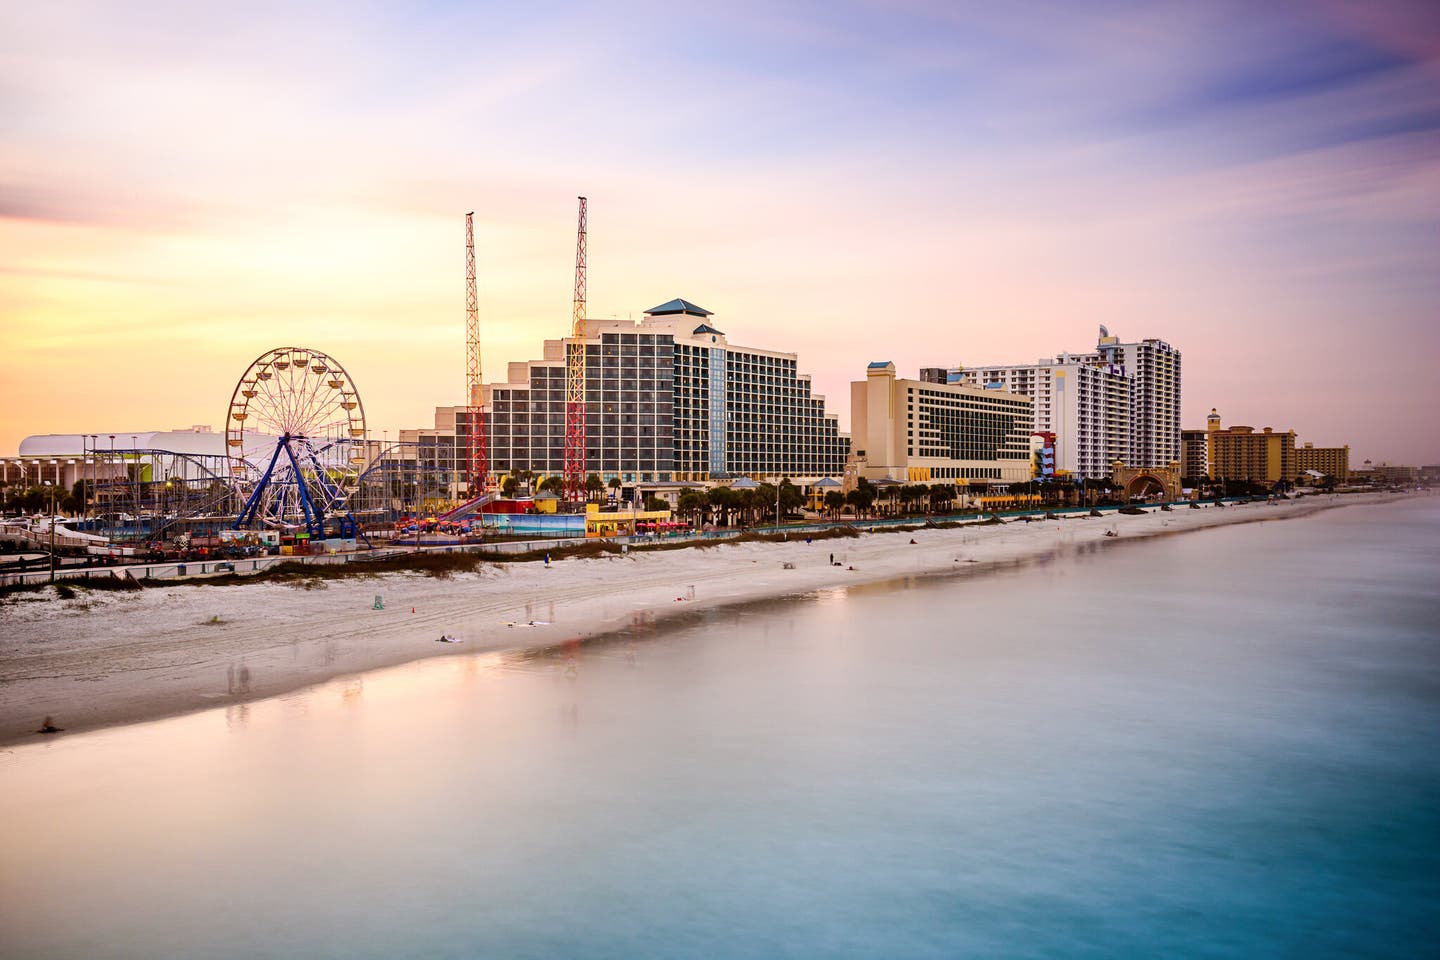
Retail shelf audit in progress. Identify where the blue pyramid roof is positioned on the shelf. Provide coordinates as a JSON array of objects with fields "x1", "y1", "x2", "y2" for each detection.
[
  {"x1": 691, "y1": 323, "x2": 724, "y2": 336},
  {"x1": 645, "y1": 298, "x2": 712, "y2": 317}
]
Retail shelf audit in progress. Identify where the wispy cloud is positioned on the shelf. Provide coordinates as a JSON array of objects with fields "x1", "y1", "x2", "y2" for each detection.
[{"x1": 1, "y1": 0, "x2": 1437, "y2": 460}]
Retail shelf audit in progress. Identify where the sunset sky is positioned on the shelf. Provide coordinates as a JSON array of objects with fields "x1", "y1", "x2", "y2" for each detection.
[{"x1": 3, "y1": 1, "x2": 1438, "y2": 463}]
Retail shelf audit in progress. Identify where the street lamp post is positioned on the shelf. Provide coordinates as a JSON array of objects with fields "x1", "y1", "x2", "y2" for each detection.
[
  {"x1": 131, "y1": 436, "x2": 139, "y2": 522},
  {"x1": 411, "y1": 480, "x2": 419, "y2": 554},
  {"x1": 89, "y1": 436, "x2": 96, "y2": 526},
  {"x1": 108, "y1": 435, "x2": 115, "y2": 535},
  {"x1": 45, "y1": 481, "x2": 56, "y2": 583}
]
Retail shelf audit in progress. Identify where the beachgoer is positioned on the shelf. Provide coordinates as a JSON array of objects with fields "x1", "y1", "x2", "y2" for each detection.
[
  {"x1": 829, "y1": 553, "x2": 833, "y2": 565},
  {"x1": 37, "y1": 716, "x2": 62, "y2": 734}
]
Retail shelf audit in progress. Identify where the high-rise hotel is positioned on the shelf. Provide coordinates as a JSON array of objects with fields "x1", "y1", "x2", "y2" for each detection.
[
  {"x1": 949, "y1": 328, "x2": 1181, "y2": 480},
  {"x1": 404, "y1": 299, "x2": 849, "y2": 489}
]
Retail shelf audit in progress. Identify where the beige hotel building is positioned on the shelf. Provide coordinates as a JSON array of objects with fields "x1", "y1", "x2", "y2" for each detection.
[{"x1": 850, "y1": 362, "x2": 1034, "y2": 486}]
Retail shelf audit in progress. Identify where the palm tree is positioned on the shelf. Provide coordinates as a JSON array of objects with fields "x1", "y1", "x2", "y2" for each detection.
[
  {"x1": 778, "y1": 479, "x2": 805, "y2": 520},
  {"x1": 707, "y1": 487, "x2": 737, "y2": 527},
  {"x1": 585, "y1": 473, "x2": 605, "y2": 501},
  {"x1": 856, "y1": 485, "x2": 876, "y2": 518},
  {"x1": 929, "y1": 483, "x2": 955, "y2": 514},
  {"x1": 678, "y1": 488, "x2": 705, "y2": 526},
  {"x1": 898, "y1": 483, "x2": 919, "y2": 515},
  {"x1": 823, "y1": 490, "x2": 845, "y2": 519}
]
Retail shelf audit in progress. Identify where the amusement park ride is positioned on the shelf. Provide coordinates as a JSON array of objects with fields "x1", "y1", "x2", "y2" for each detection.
[
  {"x1": 226, "y1": 346, "x2": 367, "y2": 540},
  {"x1": 51, "y1": 200, "x2": 617, "y2": 552},
  {"x1": 465, "y1": 211, "x2": 488, "y2": 496},
  {"x1": 563, "y1": 196, "x2": 588, "y2": 504},
  {"x1": 222, "y1": 210, "x2": 493, "y2": 543},
  {"x1": 215, "y1": 200, "x2": 589, "y2": 543}
]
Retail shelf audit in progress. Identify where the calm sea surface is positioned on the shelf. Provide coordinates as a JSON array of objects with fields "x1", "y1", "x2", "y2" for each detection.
[{"x1": 2, "y1": 498, "x2": 1438, "y2": 958}]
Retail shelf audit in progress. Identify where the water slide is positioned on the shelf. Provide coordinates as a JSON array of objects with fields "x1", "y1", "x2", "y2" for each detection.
[{"x1": 439, "y1": 492, "x2": 500, "y2": 522}]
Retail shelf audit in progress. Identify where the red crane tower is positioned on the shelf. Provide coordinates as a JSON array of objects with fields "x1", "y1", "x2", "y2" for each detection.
[
  {"x1": 465, "y1": 211, "x2": 488, "y2": 495},
  {"x1": 562, "y1": 197, "x2": 588, "y2": 503}
]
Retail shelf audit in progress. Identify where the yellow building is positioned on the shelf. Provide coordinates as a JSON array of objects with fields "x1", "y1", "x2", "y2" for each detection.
[
  {"x1": 1295, "y1": 442, "x2": 1349, "y2": 483},
  {"x1": 1206, "y1": 409, "x2": 1296, "y2": 484},
  {"x1": 585, "y1": 502, "x2": 672, "y2": 538}
]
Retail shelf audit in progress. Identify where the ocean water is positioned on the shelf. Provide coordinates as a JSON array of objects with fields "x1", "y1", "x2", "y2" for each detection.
[{"x1": 1, "y1": 498, "x2": 1437, "y2": 959}]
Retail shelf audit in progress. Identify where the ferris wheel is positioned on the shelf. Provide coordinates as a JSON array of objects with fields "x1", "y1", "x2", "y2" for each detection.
[{"x1": 227, "y1": 346, "x2": 368, "y2": 539}]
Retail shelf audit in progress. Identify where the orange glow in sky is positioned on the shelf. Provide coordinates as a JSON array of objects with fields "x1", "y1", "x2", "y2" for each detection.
[{"x1": 3, "y1": 2, "x2": 1438, "y2": 462}]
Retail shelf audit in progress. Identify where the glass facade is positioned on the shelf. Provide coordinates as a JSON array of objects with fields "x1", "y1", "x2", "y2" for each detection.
[{"x1": 706, "y1": 346, "x2": 727, "y2": 477}]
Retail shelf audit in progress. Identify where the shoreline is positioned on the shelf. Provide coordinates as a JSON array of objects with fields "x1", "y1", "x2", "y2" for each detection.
[{"x1": 0, "y1": 493, "x2": 1412, "y2": 747}]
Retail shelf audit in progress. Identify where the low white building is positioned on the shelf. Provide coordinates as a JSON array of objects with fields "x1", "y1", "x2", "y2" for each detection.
[{"x1": 2, "y1": 428, "x2": 228, "y2": 489}]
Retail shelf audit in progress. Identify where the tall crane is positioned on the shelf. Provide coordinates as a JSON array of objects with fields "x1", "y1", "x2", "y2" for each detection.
[
  {"x1": 562, "y1": 196, "x2": 588, "y2": 503},
  {"x1": 465, "y1": 211, "x2": 488, "y2": 495}
]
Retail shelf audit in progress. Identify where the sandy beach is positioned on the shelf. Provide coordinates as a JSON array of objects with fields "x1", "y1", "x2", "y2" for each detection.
[{"x1": 0, "y1": 494, "x2": 1404, "y2": 746}]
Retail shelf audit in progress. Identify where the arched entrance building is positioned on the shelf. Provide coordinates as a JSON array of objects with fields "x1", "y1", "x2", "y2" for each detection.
[{"x1": 1111, "y1": 461, "x2": 1183, "y2": 502}]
